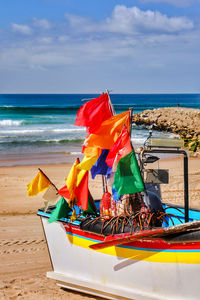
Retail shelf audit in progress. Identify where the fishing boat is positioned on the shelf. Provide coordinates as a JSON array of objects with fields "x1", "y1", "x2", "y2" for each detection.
[{"x1": 34, "y1": 93, "x2": 200, "y2": 299}]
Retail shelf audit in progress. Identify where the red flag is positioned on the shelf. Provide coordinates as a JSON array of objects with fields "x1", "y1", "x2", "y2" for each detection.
[
  {"x1": 74, "y1": 93, "x2": 113, "y2": 133},
  {"x1": 76, "y1": 171, "x2": 89, "y2": 211},
  {"x1": 57, "y1": 171, "x2": 89, "y2": 211},
  {"x1": 106, "y1": 126, "x2": 132, "y2": 167},
  {"x1": 57, "y1": 185, "x2": 70, "y2": 199}
]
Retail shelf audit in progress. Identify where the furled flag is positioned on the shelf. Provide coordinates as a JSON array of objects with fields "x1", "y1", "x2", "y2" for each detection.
[
  {"x1": 84, "y1": 111, "x2": 130, "y2": 150},
  {"x1": 48, "y1": 197, "x2": 72, "y2": 223},
  {"x1": 27, "y1": 170, "x2": 51, "y2": 196},
  {"x1": 106, "y1": 126, "x2": 132, "y2": 168},
  {"x1": 74, "y1": 93, "x2": 113, "y2": 133},
  {"x1": 113, "y1": 150, "x2": 145, "y2": 196}
]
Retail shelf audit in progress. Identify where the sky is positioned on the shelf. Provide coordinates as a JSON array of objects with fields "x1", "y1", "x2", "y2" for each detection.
[{"x1": 0, "y1": 0, "x2": 200, "y2": 93}]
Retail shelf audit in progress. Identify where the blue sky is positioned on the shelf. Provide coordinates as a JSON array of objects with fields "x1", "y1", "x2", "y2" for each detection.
[{"x1": 0, "y1": 0, "x2": 200, "y2": 93}]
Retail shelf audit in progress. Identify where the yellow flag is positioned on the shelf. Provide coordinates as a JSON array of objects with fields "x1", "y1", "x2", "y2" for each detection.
[
  {"x1": 77, "y1": 147, "x2": 102, "y2": 171},
  {"x1": 65, "y1": 158, "x2": 79, "y2": 194},
  {"x1": 66, "y1": 158, "x2": 88, "y2": 188},
  {"x1": 76, "y1": 168, "x2": 87, "y2": 185},
  {"x1": 77, "y1": 155, "x2": 99, "y2": 170},
  {"x1": 27, "y1": 170, "x2": 51, "y2": 196}
]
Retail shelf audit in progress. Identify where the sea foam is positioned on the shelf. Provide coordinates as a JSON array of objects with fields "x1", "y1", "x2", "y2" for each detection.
[{"x1": 0, "y1": 119, "x2": 23, "y2": 126}]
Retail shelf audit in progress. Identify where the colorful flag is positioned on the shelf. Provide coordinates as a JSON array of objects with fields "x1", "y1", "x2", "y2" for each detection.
[
  {"x1": 84, "y1": 111, "x2": 130, "y2": 150},
  {"x1": 106, "y1": 126, "x2": 132, "y2": 168},
  {"x1": 57, "y1": 185, "x2": 70, "y2": 199},
  {"x1": 57, "y1": 158, "x2": 91, "y2": 211},
  {"x1": 27, "y1": 170, "x2": 51, "y2": 196},
  {"x1": 74, "y1": 93, "x2": 113, "y2": 133},
  {"x1": 48, "y1": 197, "x2": 72, "y2": 223},
  {"x1": 91, "y1": 149, "x2": 112, "y2": 179},
  {"x1": 65, "y1": 158, "x2": 80, "y2": 206},
  {"x1": 77, "y1": 154, "x2": 99, "y2": 171},
  {"x1": 83, "y1": 191, "x2": 97, "y2": 215},
  {"x1": 42, "y1": 184, "x2": 59, "y2": 212},
  {"x1": 76, "y1": 171, "x2": 89, "y2": 211},
  {"x1": 43, "y1": 184, "x2": 59, "y2": 202},
  {"x1": 113, "y1": 150, "x2": 145, "y2": 196},
  {"x1": 64, "y1": 158, "x2": 88, "y2": 206}
]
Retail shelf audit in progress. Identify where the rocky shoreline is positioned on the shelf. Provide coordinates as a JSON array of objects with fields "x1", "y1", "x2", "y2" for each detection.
[{"x1": 132, "y1": 107, "x2": 200, "y2": 155}]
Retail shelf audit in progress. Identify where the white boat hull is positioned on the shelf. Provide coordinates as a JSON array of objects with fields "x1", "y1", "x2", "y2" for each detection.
[{"x1": 40, "y1": 216, "x2": 200, "y2": 300}]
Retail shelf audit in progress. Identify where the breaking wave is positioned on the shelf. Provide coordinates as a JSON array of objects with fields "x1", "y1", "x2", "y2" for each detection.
[{"x1": 0, "y1": 119, "x2": 24, "y2": 126}]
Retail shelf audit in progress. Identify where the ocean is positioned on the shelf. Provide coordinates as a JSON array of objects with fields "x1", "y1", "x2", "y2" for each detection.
[{"x1": 0, "y1": 93, "x2": 200, "y2": 167}]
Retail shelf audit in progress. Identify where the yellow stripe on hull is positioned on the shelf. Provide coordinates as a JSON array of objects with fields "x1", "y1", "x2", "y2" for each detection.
[{"x1": 66, "y1": 233, "x2": 200, "y2": 264}]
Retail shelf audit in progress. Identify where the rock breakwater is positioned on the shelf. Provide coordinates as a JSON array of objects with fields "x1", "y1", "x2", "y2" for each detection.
[{"x1": 132, "y1": 107, "x2": 200, "y2": 154}]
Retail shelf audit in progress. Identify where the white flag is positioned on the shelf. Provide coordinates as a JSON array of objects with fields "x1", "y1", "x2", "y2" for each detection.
[
  {"x1": 43, "y1": 184, "x2": 59, "y2": 202},
  {"x1": 43, "y1": 184, "x2": 59, "y2": 212}
]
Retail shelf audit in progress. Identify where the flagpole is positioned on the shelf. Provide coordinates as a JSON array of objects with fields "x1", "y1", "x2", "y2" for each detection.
[
  {"x1": 38, "y1": 168, "x2": 58, "y2": 191},
  {"x1": 106, "y1": 89, "x2": 115, "y2": 116},
  {"x1": 38, "y1": 168, "x2": 59, "y2": 213},
  {"x1": 129, "y1": 107, "x2": 133, "y2": 149},
  {"x1": 102, "y1": 89, "x2": 115, "y2": 195},
  {"x1": 128, "y1": 108, "x2": 148, "y2": 199}
]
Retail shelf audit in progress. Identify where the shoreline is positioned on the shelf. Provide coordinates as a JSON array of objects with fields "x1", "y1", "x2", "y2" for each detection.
[{"x1": 0, "y1": 140, "x2": 179, "y2": 167}]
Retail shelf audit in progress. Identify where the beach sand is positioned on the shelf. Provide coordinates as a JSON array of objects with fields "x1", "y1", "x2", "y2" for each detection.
[{"x1": 0, "y1": 156, "x2": 200, "y2": 299}]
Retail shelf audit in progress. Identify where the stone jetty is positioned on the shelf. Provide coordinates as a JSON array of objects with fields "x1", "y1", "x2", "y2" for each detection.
[{"x1": 132, "y1": 107, "x2": 200, "y2": 154}]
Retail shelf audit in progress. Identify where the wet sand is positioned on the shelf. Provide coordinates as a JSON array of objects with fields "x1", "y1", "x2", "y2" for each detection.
[{"x1": 0, "y1": 156, "x2": 200, "y2": 299}]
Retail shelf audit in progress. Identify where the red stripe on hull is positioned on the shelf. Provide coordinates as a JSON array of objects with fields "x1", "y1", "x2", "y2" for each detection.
[{"x1": 63, "y1": 221, "x2": 200, "y2": 251}]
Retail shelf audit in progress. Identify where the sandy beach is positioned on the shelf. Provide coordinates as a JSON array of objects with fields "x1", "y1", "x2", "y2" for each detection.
[{"x1": 0, "y1": 155, "x2": 200, "y2": 299}]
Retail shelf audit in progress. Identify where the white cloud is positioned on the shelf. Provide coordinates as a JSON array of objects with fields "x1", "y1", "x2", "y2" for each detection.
[
  {"x1": 11, "y1": 23, "x2": 32, "y2": 35},
  {"x1": 140, "y1": 0, "x2": 198, "y2": 8},
  {"x1": 65, "y1": 13, "x2": 97, "y2": 33},
  {"x1": 37, "y1": 37, "x2": 53, "y2": 44},
  {"x1": 33, "y1": 18, "x2": 51, "y2": 30},
  {"x1": 104, "y1": 5, "x2": 193, "y2": 34},
  {"x1": 1, "y1": 5, "x2": 199, "y2": 93},
  {"x1": 58, "y1": 35, "x2": 69, "y2": 42}
]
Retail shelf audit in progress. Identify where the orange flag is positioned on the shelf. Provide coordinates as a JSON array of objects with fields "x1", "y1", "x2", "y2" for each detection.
[{"x1": 84, "y1": 111, "x2": 130, "y2": 150}]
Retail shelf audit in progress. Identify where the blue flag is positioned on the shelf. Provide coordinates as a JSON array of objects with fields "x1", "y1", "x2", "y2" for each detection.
[{"x1": 91, "y1": 149, "x2": 112, "y2": 179}]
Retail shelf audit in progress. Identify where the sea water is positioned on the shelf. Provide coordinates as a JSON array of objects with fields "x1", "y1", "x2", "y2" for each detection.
[{"x1": 0, "y1": 94, "x2": 200, "y2": 166}]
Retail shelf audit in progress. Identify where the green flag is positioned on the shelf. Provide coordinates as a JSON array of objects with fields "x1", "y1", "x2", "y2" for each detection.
[
  {"x1": 48, "y1": 197, "x2": 72, "y2": 223},
  {"x1": 113, "y1": 150, "x2": 145, "y2": 196}
]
